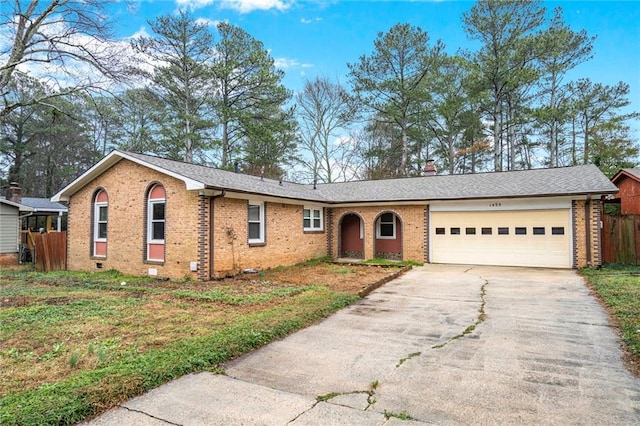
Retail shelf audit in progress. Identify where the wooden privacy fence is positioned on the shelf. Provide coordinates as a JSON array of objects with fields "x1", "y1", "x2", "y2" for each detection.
[
  {"x1": 34, "y1": 232, "x2": 67, "y2": 272},
  {"x1": 602, "y1": 215, "x2": 640, "y2": 265}
]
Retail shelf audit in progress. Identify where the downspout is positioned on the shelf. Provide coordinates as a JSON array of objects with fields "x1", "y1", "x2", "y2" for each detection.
[
  {"x1": 209, "y1": 191, "x2": 225, "y2": 279},
  {"x1": 585, "y1": 195, "x2": 591, "y2": 267}
]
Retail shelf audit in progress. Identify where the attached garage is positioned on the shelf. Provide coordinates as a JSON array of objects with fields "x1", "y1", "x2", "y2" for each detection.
[{"x1": 430, "y1": 199, "x2": 573, "y2": 268}]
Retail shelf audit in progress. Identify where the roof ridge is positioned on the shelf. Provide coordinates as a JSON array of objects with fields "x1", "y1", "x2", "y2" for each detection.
[
  {"x1": 316, "y1": 163, "x2": 599, "y2": 187},
  {"x1": 119, "y1": 150, "x2": 310, "y2": 188}
]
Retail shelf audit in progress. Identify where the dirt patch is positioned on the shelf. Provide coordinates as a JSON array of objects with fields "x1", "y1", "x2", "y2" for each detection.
[
  {"x1": 1, "y1": 296, "x2": 31, "y2": 308},
  {"x1": 236, "y1": 263, "x2": 406, "y2": 294},
  {"x1": 44, "y1": 297, "x2": 73, "y2": 306},
  {"x1": 137, "y1": 263, "x2": 407, "y2": 296}
]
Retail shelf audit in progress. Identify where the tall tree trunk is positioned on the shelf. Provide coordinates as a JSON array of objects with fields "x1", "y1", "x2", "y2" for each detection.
[
  {"x1": 549, "y1": 77, "x2": 557, "y2": 167},
  {"x1": 221, "y1": 118, "x2": 229, "y2": 168},
  {"x1": 493, "y1": 99, "x2": 502, "y2": 171},
  {"x1": 401, "y1": 115, "x2": 408, "y2": 175},
  {"x1": 571, "y1": 117, "x2": 578, "y2": 165},
  {"x1": 184, "y1": 117, "x2": 193, "y2": 163},
  {"x1": 509, "y1": 109, "x2": 516, "y2": 171},
  {"x1": 583, "y1": 115, "x2": 590, "y2": 164}
]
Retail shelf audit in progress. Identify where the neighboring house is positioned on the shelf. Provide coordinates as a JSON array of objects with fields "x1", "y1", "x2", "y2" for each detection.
[
  {"x1": 0, "y1": 183, "x2": 68, "y2": 265},
  {"x1": 610, "y1": 168, "x2": 640, "y2": 214},
  {"x1": 0, "y1": 197, "x2": 32, "y2": 265},
  {"x1": 51, "y1": 150, "x2": 617, "y2": 280}
]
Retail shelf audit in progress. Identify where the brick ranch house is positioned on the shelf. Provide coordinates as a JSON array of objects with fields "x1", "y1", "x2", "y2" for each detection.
[{"x1": 51, "y1": 150, "x2": 617, "y2": 280}]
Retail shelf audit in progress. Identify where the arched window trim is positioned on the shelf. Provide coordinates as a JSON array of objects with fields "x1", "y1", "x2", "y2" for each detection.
[
  {"x1": 92, "y1": 189, "x2": 108, "y2": 258},
  {"x1": 376, "y1": 211, "x2": 397, "y2": 239},
  {"x1": 146, "y1": 183, "x2": 166, "y2": 262}
]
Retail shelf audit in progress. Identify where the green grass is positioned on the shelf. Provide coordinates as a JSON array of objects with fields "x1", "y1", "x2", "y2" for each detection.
[
  {"x1": 0, "y1": 267, "x2": 360, "y2": 425},
  {"x1": 581, "y1": 264, "x2": 640, "y2": 369},
  {"x1": 362, "y1": 258, "x2": 422, "y2": 267}
]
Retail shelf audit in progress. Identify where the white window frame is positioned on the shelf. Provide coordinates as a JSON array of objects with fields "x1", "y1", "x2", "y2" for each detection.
[
  {"x1": 248, "y1": 201, "x2": 265, "y2": 244},
  {"x1": 94, "y1": 202, "x2": 108, "y2": 243},
  {"x1": 376, "y1": 212, "x2": 396, "y2": 239},
  {"x1": 147, "y1": 199, "x2": 166, "y2": 245},
  {"x1": 303, "y1": 207, "x2": 323, "y2": 231}
]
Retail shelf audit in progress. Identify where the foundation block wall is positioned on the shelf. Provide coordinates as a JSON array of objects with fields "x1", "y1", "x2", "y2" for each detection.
[
  {"x1": 330, "y1": 205, "x2": 426, "y2": 263},
  {"x1": 211, "y1": 197, "x2": 327, "y2": 277},
  {"x1": 67, "y1": 160, "x2": 200, "y2": 279}
]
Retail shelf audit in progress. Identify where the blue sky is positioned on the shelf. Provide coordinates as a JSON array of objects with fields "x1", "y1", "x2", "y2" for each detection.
[{"x1": 110, "y1": 0, "x2": 640, "y2": 117}]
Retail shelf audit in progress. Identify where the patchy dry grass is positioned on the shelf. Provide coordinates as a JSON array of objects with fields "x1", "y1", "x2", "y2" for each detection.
[
  {"x1": 581, "y1": 264, "x2": 640, "y2": 377},
  {"x1": 0, "y1": 262, "x2": 402, "y2": 425}
]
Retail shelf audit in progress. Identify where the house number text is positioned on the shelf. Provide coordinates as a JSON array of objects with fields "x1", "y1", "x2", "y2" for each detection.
[{"x1": 489, "y1": 202, "x2": 502, "y2": 207}]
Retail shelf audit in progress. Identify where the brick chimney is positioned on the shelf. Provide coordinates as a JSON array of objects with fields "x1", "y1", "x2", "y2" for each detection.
[
  {"x1": 5, "y1": 182, "x2": 22, "y2": 204},
  {"x1": 424, "y1": 159, "x2": 437, "y2": 176}
]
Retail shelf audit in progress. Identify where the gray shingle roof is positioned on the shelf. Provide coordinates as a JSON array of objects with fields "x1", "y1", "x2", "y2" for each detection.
[
  {"x1": 621, "y1": 168, "x2": 640, "y2": 180},
  {"x1": 0, "y1": 196, "x2": 67, "y2": 212},
  {"x1": 121, "y1": 151, "x2": 617, "y2": 203},
  {"x1": 316, "y1": 164, "x2": 618, "y2": 202},
  {"x1": 123, "y1": 151, "x2": 329, "y2": 203},
  {"x1": 20, "y1": 197, "x2": 67, "y2": 212}
]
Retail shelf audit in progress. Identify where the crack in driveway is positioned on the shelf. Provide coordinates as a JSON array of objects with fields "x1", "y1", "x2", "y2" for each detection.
[
  {"x1": 432, "y1": 267, "x2": 488, "y2": 349},
  {"x1": 118, "y1": 404, "x2": 181, "y2": 425}
]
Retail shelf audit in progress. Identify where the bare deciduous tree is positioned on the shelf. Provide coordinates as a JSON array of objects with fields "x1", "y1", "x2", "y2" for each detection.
[
  {"x1": 296, "y1": 76, "x2": 356, "y2": 183},
  {"x1": 0, "y1": 0, "x2": 129, "y2": 123}
]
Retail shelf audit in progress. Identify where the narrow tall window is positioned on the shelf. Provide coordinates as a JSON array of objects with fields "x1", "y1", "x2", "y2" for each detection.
[
  {"x1": 248, "y1": 201, "x2": 265, "y2": 244},
  {"x1": 147, "y1": 184, "x2": 166, "y2": 262},
  {"x1": 93, "y1": 189, "x2": 108, "y2": 257}
]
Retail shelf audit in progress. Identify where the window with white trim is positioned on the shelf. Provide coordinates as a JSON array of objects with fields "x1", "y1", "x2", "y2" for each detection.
[
  {"x1": 376, "y1": 212, "x2": 396, "y2": 239},
  {"x1": 146, "y1": 184, "x2": 166, "y2": 262},
  {"x1": 303, "y1": 207, "x2": 323, "y2": 231},
  {"x1": 248, "y1": 201, "x2": 265, "y2": 244},
  {"x1": 148, "y1": 201, "x2": 165, "y2": 242},
  {"x1": 95, "y1": 204, "x2": 108, "y2": 240},
  {"x1": 93, "y1": 189, "x2": 108, "y2": 257}
]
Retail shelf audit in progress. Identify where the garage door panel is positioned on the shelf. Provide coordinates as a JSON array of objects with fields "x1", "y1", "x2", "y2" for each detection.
[{"x1": 431, "y1": 210, "x2": 571, "y2": 268}]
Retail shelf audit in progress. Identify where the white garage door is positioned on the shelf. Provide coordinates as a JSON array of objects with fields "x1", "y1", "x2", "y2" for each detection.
[{"x1": 430, "y1": 209, "x2": 571, "y2": 268}]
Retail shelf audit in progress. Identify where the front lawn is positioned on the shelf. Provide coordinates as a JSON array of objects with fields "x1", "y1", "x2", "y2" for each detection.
[
  {"x1": 0, "y1": 262, "x2": 402, "y2": 425},
  {"x1": 581, "y1": 264, "x2": 640, "y2": 376}
]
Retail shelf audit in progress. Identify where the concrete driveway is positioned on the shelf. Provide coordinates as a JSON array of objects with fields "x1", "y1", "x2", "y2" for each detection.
[{"x1": 86, "y1": 265, "x2": 640, "y2": 425}]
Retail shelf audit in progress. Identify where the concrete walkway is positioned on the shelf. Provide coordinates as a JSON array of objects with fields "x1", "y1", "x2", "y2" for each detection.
[{"x1": 85, "y1": 265, "x2": 640, "y2": 425}]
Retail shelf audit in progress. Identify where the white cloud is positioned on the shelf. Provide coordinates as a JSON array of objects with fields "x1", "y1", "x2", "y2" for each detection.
[
  {"x1": 195, "y1": 17, "x2": 224, "y2": 27},
  {"x1": 300, "y1": 17, "x2": 322, "y2": 24},
  {"x1": 219, "y1": 0, "x2": 292, "y2": 13},
  {"x1": 333, "y1": 136, "x2": 354, "y2": 147},
  {"x1": 176, "y1": 0, "x2": 292, "y2": 13},
  {"x1": 128, "y1": 26, "x2": 149, "y2": 40},
  {"x1": 274, "y1": 57, "x2": 313, "y2": 70},
  {"x1": 175, "y1": 0, "x2": 215, "y2": 10}
]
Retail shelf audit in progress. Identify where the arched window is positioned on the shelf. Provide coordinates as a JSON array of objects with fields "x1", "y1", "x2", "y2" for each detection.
[
  {"x1": 376, "y1": 212, "x2": 396, "y2": 239},
  {"x1": 146, "y1": 184, "x2": 166, "y2": 262},
  {"x1": 93, "y1": 189, "x2": 108, "y2": 257}
]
